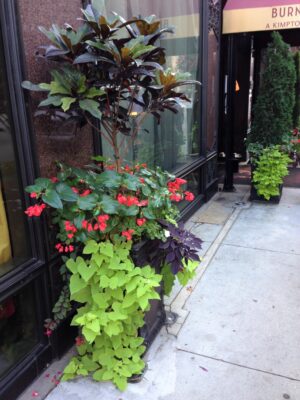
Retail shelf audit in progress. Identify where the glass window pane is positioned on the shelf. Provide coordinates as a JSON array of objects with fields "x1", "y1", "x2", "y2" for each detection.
[
  {"x1": 206, "y1": 0, "x2": 220, "y2": 154},
  {"x1": 0, "y1": 283, "x2": 39, "y2": 378},
  {"x1": 101, "y1": 0, "x2": 202, "y2": 172},
  {"x1": 0, "y1": 31, "x2": 31, "y2": 277},
  {"x1": 177, "y1": 168, "x2": 201, "y2": 211},
  {"x1": 207, "y1": 30, "x2": 219, "y2": 153}
]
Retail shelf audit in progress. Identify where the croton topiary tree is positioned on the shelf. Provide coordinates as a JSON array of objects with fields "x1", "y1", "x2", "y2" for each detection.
[
  {"x1": 247, "y1": 31, "x2": 296, "y2": 151},
  {"x1": 23, "y1": 4, "x2": 199, "y2": 171}
]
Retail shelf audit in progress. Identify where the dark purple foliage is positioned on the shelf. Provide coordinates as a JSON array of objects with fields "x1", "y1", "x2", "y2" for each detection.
[{"x1": 133, "y1": 221, "x2": 203, "y2": 274}]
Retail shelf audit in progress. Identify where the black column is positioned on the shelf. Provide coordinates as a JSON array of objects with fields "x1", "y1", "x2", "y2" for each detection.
[{"x1": 223, "y1": 34, "x2": 236, "y2": 191}]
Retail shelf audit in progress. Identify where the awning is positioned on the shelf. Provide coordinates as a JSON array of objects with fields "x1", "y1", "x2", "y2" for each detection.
[{"x1": 223, "y1": 0, "x2": 300, "y2": 34}]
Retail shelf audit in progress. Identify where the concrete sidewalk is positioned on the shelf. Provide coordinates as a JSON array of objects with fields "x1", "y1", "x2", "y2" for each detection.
[{"x1": 20, "y1": 186, "x2": 300, "y2": 400}]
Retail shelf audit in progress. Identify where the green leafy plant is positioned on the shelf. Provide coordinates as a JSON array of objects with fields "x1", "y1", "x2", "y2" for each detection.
[
  {"x1": 252, "y1": 146, "x2": 290, "y2": 200},
  {"x1": 23, "y1": 1, "x2": 201, "y2": 391},
  {"x1": 293, "y1": 51, "x2": 300, "y2": 128},
  {"x1": 247, "y1": 32, "x2": 296, "y2": 149},
  {"x1": 61, "y1": 240, "x2": 161, "y2": 390},
  {"x1": 22, "y1": 4, "x2": 200, "y2": 171}
]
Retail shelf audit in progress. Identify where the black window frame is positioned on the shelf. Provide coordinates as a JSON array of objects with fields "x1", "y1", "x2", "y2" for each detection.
[
  {"x1": 0, "y1": 2, "x2": 53, "y2": 399},
  {"x1": 0, "y1": 1, "x2": 47, "y2": 297}
]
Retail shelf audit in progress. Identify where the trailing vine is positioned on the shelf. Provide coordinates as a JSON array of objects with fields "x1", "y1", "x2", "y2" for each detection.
[
  {"x1": 61, "y1": 240, "x2": 161, "y2": 390},
  {"x1": 253, "y1": 146, "x2": 290, "y2": 200}
]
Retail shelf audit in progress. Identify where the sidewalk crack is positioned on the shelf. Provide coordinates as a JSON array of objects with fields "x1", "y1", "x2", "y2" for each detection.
[{"x1": 176, "y1": 348, "x2": 300, "y2": 382}]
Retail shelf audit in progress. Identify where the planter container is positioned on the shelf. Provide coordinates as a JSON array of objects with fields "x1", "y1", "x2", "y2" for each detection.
[
  {"x1": 250, "y1": 183, "x2": 283, "y2": 203},
  {"x1": 250, "y1": 164, "x2": 283, "y2": 203},
  {"x1": 131, "y1": 240, "x2": 166, "y2": 348}
]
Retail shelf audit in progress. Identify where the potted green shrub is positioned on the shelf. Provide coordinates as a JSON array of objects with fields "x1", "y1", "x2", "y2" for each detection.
[
  {"x1": 247, "y1": 31, "x2": 295, "y2": 202},
  {"x1": 23, "y1": 3, "x2": 202, "y2": 391},
  {"x1": 252, "y1": 146, "x2": 290, "y2": 201}
]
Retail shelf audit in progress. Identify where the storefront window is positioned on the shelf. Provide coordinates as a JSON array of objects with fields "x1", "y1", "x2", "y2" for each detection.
[
  {"x1": 0, "y1": 283, "x2": 39, "y2": 378},
  {"x1": 101, "y1": 0, "x2": 202, "y2": 172},
  {"x1": 0, "y1": 31, "x2": 30, "y2": 277},
  {"x1": 177, "y1": 168, "x2": 201, "y2": 211}
]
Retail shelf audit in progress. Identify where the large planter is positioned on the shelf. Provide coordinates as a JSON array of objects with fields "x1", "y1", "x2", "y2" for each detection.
[
  {"x1": 250, "y1": 165, "x2": 283, "y2": 203},
  {"x1": 131, "y1": 240, "x2": 166, "y2": 348},
  {"x1": 250, "y1": 183, "x2": 283, "y2": 203}
]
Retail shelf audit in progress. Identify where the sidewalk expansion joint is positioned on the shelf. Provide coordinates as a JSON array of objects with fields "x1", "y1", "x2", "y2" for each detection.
[{"x1": 176, "y1": 348, "x2": 300, "y2": 382}]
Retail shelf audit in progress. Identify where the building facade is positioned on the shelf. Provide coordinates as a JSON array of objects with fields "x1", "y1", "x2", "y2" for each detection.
[{"x1": 0, "y1": 1, "x2": 221, "y2": 398}]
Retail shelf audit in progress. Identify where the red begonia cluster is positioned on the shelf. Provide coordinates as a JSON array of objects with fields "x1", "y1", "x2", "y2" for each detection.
[
  {"x1": 25, "y1": 203, "x2": 46, "y2": 217},
  {"x1": 82, "y1": 214, "x2": 109, "y2": 232},
  {"x1": 55, "y1": 243, "x2": 74, "y2": 253},
  {"x1": 122, "y1": 229, "x2": 135, "y2": 241},
  {"x1": 167, "y1": 178, "x2": 195, "y2": 202},
  {"x1": 117, "y1": 193, "x2": 148, "y2": 207},
  {"x1": 64, "y1": 220, "x2": 77, "y2": 239}
]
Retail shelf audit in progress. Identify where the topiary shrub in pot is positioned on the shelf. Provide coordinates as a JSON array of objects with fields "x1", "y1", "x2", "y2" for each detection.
[
  {"x1": 247, "y1": 31, "x2": 296, "y2": 201},
  {"x1": 23, "y1": 3, "x2": 202, "y2": 391}
]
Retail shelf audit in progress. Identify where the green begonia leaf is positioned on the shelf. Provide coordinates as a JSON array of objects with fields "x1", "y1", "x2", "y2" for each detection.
[
  {"x1": 77, "y1": 193, "x2": 98, "y2": 210},
  {"x1": 42, "y1": 189, "x2": 63, "y2": 209},
  {"x1": 56, "y1": 182, "x2": 78, "y2": 201}
]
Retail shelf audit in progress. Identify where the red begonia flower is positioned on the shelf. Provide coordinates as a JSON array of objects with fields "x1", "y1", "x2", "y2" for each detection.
[
  {"x1": 80, "y1": 189, "x2": 91, "y2": 197},
  {"x1": 75, "y1": 336, "x2": 85, "y2": 346},
  {"x1": 136, "y1": 218, "x2": 146, "y2": 226},
  {"x1": 170, "y1": 193, "x2": 182, "y2": 202},
  {"x1": 184, "y1": 191, "x2": 195, "y2": 201},
  {"x1": 122, "y1": 229, "x2": 135, "y2": 241},
  {"x1": 137, "y1": 199, "x2": 148, "y2": 207},
  {"x1": 25, "y1": 203, "x2": 46, "y2": 217}
]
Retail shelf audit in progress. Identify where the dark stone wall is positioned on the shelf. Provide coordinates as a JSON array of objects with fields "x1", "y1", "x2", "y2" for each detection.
[{"x1": 17, "y1": 0, "x2": 93, "y2": 176}]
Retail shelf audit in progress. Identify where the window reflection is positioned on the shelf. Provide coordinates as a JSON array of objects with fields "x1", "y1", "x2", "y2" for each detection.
[
  {"x1": 0, "y1": 283, "x2": 38, "y2": 378},
  {"x1": 207, "y1": 30, "x2": 219, "y2": 153},
  {"x1": 177, "y1": 168, "x2": 201, "y2": 211},
  {"x1": 101, "y1": 0, "x2": 202, "y2": 172},
  {"x1": 0, "y1": 30, "x2": 30, "y2": 276}
]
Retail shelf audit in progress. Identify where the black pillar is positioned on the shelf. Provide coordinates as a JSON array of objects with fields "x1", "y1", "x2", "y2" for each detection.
[{"x1": 223, "y1": 34, "x2": 236, "y2": 192}]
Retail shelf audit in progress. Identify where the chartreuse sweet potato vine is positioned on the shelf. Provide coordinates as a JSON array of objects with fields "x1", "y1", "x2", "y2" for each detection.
[
  {"x1": 62, "y1": 240, "x2": 161, "y2": 391},
  {"x1": 252, "y1": 146, "x2": 290, "y2": 200}
]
